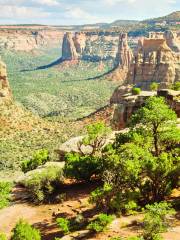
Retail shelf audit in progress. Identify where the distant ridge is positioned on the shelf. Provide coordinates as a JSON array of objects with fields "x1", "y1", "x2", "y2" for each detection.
[{"x1": 143, "y1": 11, "x2": 180, "y2": 23}]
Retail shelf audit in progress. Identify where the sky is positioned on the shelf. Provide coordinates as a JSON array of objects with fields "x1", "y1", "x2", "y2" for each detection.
[{"x1": 0, "y1": 0, "x2": 179, "y2": 25}]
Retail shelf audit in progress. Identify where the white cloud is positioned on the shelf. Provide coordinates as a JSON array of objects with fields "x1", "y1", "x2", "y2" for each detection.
[
  {"x1": 104, "y1": 0, "x2": 136, "y2": 6},
  {"x1": 0, "y1": 5, "x2": 51, "y2": 19},
  {"x1": 65, "y1": 7, "x2": 100, "y2": 22},
  {"x1": 167, "y1": 0, "x2": 176, "y2": 4},
  {"x1": 32, "y1": 0, "x2": 60, "y2": 7}
]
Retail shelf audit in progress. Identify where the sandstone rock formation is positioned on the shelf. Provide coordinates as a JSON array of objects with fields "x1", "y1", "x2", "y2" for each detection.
[
  {"x1": 126, "y1": 37, "x2": 178, "y2": 89},
  {"x1": 111, "y1": 31, "x2": 180, "y2": 89},
  {"x1": 0, "y1": 28, "x2": 64, "y2": 52},
  {"x1": 61, "y1": 32, "x2": 79, "y2": 61},
  {"x1": 0, "y1": 58, "x2": 11, "y2": 103},
  {"x1": 164, "y1": 30, "x2": 180, "y2": 53},
  {"x1": 107, "y1": 33, "x2": 133, "y2": 82},
  {"x1": 73, "y1": 32, "x2": 86, "y2": 55},
  {"x1": 61, "y1": 31, "x2": 125, "y2": 62},
  {"x1": 111, "y1": 89, "x2": 180, "y2": 130},
  {"x1": 116, "y1": 33, "x2": 133, "y2": 68}
]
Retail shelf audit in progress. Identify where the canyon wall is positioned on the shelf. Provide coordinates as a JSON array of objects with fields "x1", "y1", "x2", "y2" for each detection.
[
  {"x1": 0, "y1": 28, "x2": 64, "y2": 51},
  {"x1": 61, "y1": 31, "x2": 131, "y2": 61},
  {"x1": 0, "y1": 58, "x2": 11, "y2": 103}
]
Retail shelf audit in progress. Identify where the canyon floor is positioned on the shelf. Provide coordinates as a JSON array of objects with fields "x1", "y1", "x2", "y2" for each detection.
[{"x1": 0, "y1": 182, "x2": 179, "y2": 240}]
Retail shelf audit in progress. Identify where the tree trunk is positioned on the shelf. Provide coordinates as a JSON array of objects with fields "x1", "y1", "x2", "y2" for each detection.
[{"x1": 153, "y1": 125, "x2": 159, "y2": 156}]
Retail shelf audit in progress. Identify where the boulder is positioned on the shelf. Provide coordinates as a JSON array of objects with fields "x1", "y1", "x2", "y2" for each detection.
[
  {"x1": 17, "y1": 162, "x2": 65, "y2": 184},
  {"x1": 56, "y1": 132, "x2": 123, "y2": 160}
]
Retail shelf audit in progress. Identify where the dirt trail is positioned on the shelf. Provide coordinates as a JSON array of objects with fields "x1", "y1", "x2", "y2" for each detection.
[{"x1": 0, "y1": 184, "x2": 179, "y2": 240}]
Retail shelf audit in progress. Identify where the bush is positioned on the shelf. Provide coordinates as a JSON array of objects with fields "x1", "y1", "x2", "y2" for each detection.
[
  {"x1": 0, "y1": 233, "x2": 7, "y2": 240},
  {"x1": 124, "y1": 201, "x2": 138, "y2": 215},
  {"x1": 56, "y1": 218, "x2": 70, "y2": 235},
  {"x1": 132, "y1": 88, "x2": 141, "y2": 95},
  {"x1": 143, "y1": 202, "x2": 175, "y2": 240},
  {"x1": 81, "y1": 122, "x2": 111, "y2": 156},
  {"x1": 21, "y1": 149, "x2": 49, "y2": 173},
  {"x1": 87, "y1": 214, "x2": 114, "y2": 232},
  {"x1": 22, "y1": 166, "x2": 64, "y2": 203},
  {"x1": 89, "y1": 183, "x2": 112, "y2": 210},
  {"x1": 171, "y1": 82, "x2": 180, "y2": 91},
  {"x1": 65, "y1": 153, "x2": 101, "y2": 181},
  {"x1": 11, "y1": 219, "x2": 41, "y2": 240},
  {"x1": 150, "y1": 82, "x2": 159, "y2": 91},
  {"x1": 0, "y1": 181, "x2": 12, "y2": 209}
]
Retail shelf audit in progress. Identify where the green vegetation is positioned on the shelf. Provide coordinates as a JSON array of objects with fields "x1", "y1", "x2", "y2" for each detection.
[
  {"x1": 0, "y1": 48, "x2": 117, "y2": 177},
  {"x1": 0, "y1": 233, "x2": 7, "y2": 240},
  {"x1": 87, "y1": 214, "x2": 114, "y2": 232},
  {"x1": 88, "y1": 97, "x2": 179, "y2": 212},
  {"x1": 150, "y1": 82, "x2": 159, "y2": 91},
  {"x1": 56, "y1": 218, "x2": 70, "y2": 235},
  {"x1": 81, "y1": 121, "x2": 111, "y2": 156},
  {"x1": 0, "y1": 103, "x2": 82, "y2": 178},
  {"x1": 21, "y1": 149, "x2": 49, "y2": 173},
  {"x1": 0, "y1": 181, "x2": 12, "y2": 209},
  {"x1": 65, "y1": 153, "x2": 100, "y2": 181},
  {"x1": 64, "y1": 122, "x2": 111, "y2": 181},
  {"x1": 132, "y1": 87, "x2": 141, "y2": 95},
  {"x1": 21, "y1": 166, "x2": 64, "y2": 203},
  {"x1": 1, "y1": 49, "x2": 117, "y2": 119},
  {"x1": 171, "y1": 81, "x2": 180, "y2": 91},
  {"x1": 143, "y1": 202, "x2": 175, "y2": 240},
  {"x1": 11, "y1": 219, "x2": 41, "y2": 240}
]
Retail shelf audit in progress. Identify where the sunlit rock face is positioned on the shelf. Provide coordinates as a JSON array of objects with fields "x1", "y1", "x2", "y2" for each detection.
[
  {"x1": 116, "y1": 33, "x2": 133, "y2": 68},
  {"x1": 61, "y1": 32, "x2": 79, "y2": 61},
  {"x1": 110, "y1": 31, "x2": 180, "y2": 130},
  {"x1": 0, "y1": 58, "x2": 12, "y2": 103},
  {"x1": 126, "y1": 37, "x2": 178, "y2": 89},
  {"x1": 164, "y1": 30, "x2": 180, "y2": 53},
  {"x1": 107, "y1": 33, "x2": 133, "y2": 82},
  {"x1": 0, "y1": 29, "x2": 64, "y2": 52},
  {"x1": 61, "y1": 31, "x2": 123, "y2": 62},
  {"x1": 110, "y1": 30, "x2": 180, "y2": 87}
]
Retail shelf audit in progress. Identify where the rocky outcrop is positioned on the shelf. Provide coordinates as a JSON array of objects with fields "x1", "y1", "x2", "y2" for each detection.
[
  {"x1": 61, "y1": 32, "x2": 87, "y2": 61},
  {"x1": 73, "y1": 32, "x2": 86, "y2": 55},
  {"x1": 61, "y1": 33, "x2": 79, "y2": 61},
  {"x1": 116, "y1": 33, "x2": 133, "y2": 68},
  {"x1": 110, "y1": 30, "x2": 180, "y2": 86},
  {"x1": 61, "y1": 31, "x2": 127, "y2": 62},
  {"x1": 164, "y1": 30, "x2": 180, "y2": 53},
  {"x1": 111, "y1": 89, "x2": 180, "y2": 130},
  {"x1": 107, "y1": 33, "x2": 133, "y2": 82},
  {"x1": 126, "y1": 37, "x2": 179, "y2": 89},
  {"x1": 0, "y1": 58, "x2": 11, "y2": 103}
]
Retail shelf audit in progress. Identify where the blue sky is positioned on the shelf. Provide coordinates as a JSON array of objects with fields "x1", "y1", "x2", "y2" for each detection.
[{"x1": 0, "y1": 0, "x2": 179, "y2": 25}]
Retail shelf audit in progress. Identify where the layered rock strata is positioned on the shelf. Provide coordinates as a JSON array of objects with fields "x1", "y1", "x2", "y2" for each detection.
[
  {"x1": 61, "y1": 31, "x2": 131, "y2": 62},
  {"x1": 126, "y1": 38, "x2": 178, "y2": 89},
  {"x1": 111, "y1": 30, "x2": 180, "y2": 89},
  {"x1": 107, "y1": 33, "x2": 133, "y2": 81},
  {"x1": 0, "y1": 29, "x2": 64, "y2": 52}
]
